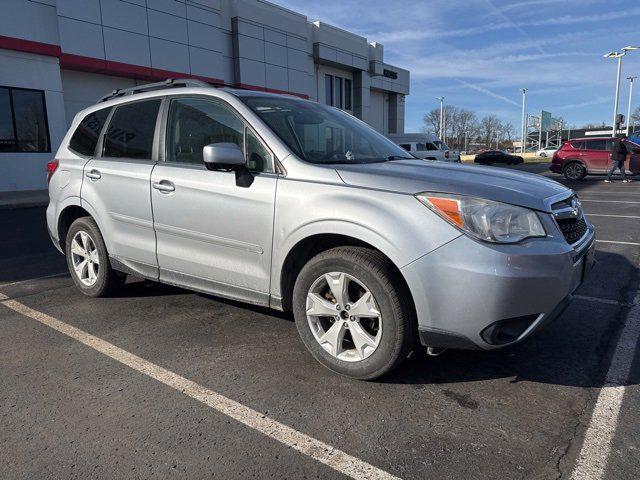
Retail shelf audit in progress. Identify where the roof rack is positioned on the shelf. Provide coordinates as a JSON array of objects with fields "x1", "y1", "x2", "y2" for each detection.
[{"x1": 98, "y1": 78, "x2": 212, "y2": 103}]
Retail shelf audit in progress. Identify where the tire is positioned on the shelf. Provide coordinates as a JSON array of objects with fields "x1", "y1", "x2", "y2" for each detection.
[
  {"x1": 292, "y1": 246, "x2": 416, "y2": 380},
  {"x1": 540, "y1": 152, "x2": 547, "y2": 158},
  {"x1": 65, "y1": 217, "x2": 126, "y2": 297},
  {"x1": 563, "y1": 162, "x2": 586, "y2": 181}
]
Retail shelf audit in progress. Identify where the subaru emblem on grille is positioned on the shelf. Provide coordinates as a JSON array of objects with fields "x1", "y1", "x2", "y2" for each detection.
[{"x1": 570, "y1": 197, "x2": 579, "y2": 216}]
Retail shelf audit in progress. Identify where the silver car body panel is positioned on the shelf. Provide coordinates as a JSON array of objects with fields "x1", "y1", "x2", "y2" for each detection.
[
  {"x1": 150, "y1": 162, "x2": 277, "y2": 299},
  {"x1": 48, "y1": 85, "x2": 595, "y2": 351},
  {"x1": 81, "y1": 157, "x2": 158, "y2": 275}
]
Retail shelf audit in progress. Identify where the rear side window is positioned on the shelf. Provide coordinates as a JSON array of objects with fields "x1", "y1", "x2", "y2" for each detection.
[
  {"x1": 103, "y1": 99, "x2": 161, "y2": 159},
  {"x1": 584, "y1": 140, "x2": 606, "y2": 151},
  {"x1": 399, "y1": 143, "x2": 411, "y2": 151},
  {"x1": 69, "y1": 108, "x2": 110, "y2": 156},
  {"x1": 568, "y1": 141, "x2": 584, "y2": 149}
]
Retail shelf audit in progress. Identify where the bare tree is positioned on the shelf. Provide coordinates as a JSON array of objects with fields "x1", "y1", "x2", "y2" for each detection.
[
  {"x1": 423, "y1": 106, "x2": 479, "y2": 150},
  {"x1": 478, "y1": 115, "x2": 503, "y2": 149},
  {"x1": 631, "y1": 106, "x2": 640, "y2": 130},
  {"x1": 422, "y1": 109, "x2": 440, "y2": 136}
]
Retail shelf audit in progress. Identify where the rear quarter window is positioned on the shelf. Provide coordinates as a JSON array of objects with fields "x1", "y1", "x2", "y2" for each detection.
[{"x1": 69, "y1": 107, "x2": 110, "y2": 156}]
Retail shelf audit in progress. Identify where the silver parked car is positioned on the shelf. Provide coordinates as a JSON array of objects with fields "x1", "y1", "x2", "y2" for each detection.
[{"x1": 47, "y1": 79, "x2": 596, "y2": 380}]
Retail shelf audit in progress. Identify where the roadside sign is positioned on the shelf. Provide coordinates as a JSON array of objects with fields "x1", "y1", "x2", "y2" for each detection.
[{"x1": 540, "y1": 111, "x2": 552, "y2": 132}]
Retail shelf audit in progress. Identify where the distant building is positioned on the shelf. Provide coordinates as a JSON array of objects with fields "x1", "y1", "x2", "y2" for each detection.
[{"x1": 0, "y1": 0, "x2": 409, "y2": 192}]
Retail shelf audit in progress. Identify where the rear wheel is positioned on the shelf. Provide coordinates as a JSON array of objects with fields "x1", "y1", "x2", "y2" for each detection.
[
  {"x1": 65, "y1": 217, "x2": 126, "y2": 297},
  {"x1": 540, "y1": 152, "x2": 547, "y2": 158},
  {"x1": 563, "y1": 162, "x2": 586, "y2": 181},
  {"x1": 293, "y1": 247, "x2": 415, "y2": 380}
]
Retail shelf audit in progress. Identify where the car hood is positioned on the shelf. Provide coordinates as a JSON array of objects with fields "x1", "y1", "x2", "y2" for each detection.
[{"x1": 334, "y1": 160, "x2": 571, "y2": 212}]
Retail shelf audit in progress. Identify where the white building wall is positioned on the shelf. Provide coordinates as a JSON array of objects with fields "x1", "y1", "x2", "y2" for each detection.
[
  {"x1": 0, "y1": 0, "x2": 410, "y2": 192},
  {"x1": 60, "y1": 71, "x2": 138, "y2": 124}
]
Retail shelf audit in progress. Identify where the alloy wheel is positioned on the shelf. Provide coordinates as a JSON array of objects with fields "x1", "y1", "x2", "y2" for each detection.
[
  {"x1": 565, "y1": 163, "x2": 583, "y2": 180},
  {"x1": 70, "y1": 230, "x2": 100, "y2": 286},
  {"x1": 305, "y1": 272, "x2": 383, "y2": 362}
]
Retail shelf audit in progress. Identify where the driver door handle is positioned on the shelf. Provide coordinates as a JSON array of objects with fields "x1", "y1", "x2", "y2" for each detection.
[{"x1": 153, "y1": 180, "x2": 175, "y2": 193}]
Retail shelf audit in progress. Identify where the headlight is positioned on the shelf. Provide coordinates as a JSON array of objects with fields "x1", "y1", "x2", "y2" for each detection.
[{"x1": 416, "y1": 193, "x2": 546, "y2": 243}]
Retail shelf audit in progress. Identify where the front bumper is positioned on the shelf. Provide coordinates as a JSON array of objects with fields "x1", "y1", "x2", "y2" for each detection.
[{"x1": 402, "y1": 224, "x2": 596, "y2": 350}]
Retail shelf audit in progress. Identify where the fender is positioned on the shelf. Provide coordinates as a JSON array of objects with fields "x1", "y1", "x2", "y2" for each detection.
[
  {"x1": 79, "y1": 196, "x2": 113, "y2": 253},
  {"x1": 268, "y1": 182, "x2": 461, "y2": 301},
  {"x1": 562, "y1": 158, "x2": 586, "y2": 171}
]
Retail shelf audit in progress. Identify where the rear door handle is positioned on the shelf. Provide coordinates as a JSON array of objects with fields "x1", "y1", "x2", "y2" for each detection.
[
  {"x1": 85, "y1": 169, "x2": 101, "y2": 180},
  {"x1": 152, "y1": 180, "x2": 175, "y2": 193}
]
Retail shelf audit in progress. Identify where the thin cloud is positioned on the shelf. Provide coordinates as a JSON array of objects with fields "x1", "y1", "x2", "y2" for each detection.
[
  {"x1": 551, "y1": 96, "x2": 612, "y2": 110},
  {"x1": 374, "y1": 7, "x2": 640, "y2": 44},
  {"x1": 454, "y1": 79, "x2": 520, "y2": 107}
]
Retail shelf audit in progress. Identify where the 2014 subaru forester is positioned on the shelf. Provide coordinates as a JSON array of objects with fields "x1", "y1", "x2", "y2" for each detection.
[{"x1": 47, "y1": 79, "x2": 596, "y2": 380}]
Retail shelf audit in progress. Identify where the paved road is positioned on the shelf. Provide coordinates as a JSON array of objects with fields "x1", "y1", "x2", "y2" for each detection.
[{"x1": 1, "y1": 165, "x2": 638, "y2": 479}]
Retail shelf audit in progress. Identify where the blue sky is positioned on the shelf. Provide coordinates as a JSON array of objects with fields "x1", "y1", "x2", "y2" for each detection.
[{"x1": 274, "y1": 0, "x2": 640, "y2": 132}]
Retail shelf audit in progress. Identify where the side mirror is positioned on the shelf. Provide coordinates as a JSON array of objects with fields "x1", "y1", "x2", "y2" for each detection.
[{"x1": 203, "y1": 143, "x2": 245, "y2": 170}]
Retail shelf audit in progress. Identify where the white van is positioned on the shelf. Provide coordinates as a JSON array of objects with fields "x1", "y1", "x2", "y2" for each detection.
[{"x1": 387, "y1": 133, "x2": 460, "y2": 162}]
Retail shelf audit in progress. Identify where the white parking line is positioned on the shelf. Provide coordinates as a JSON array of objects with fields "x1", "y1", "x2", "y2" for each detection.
[
  {"x1": 573, "y1": 295, "x2": 621, "y2": 306},
  {"x1": 571, "y1": 292, "x2": 640, "y2": 480},
  {"x1": 0, "y1": 272, "x2": 68, "y2": 288},
  {"x1": 586, "y1": 214, "x2": 640, "y2": 219},
  {"x1": 0, "y1": 298, "x2": 398, "y2": 480},
  {"x1": 596, "y1": 240, "x2": 640, "y2": 246}
]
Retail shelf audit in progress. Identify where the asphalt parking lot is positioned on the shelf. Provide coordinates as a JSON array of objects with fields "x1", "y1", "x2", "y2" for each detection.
[{"x1": 1, "y1": 164, "x2": 639, "y2": 479}]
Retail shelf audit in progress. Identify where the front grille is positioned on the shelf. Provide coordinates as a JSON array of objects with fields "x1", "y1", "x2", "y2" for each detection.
[{"x1": 557, "y1": 216, "x2": 588, "y2": 244}]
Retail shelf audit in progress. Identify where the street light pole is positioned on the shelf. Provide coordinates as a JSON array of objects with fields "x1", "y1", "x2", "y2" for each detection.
[
  {"x1": 612, "y1": 54, "x2": 623, "y2": 137},
  {"x1": 520, "y1": 88, "x2": 527, "y2": 154},
  {"x1": 437, "y1": 97, "x2": 444, "y2": 140},
  {"x1": 626, "y1": 76, "x2": 637, "y2": 136},
  {"x1": 605, "y1": 46, "x2": 639, "y2": 138}
]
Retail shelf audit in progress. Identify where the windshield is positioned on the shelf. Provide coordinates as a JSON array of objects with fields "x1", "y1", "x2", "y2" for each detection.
[{"x1": 239, "y1": 95, "x2": 413, "y2": 164}]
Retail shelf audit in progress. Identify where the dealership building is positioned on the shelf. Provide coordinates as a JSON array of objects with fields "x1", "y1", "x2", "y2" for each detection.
[{"x1": 0, "y1": 0, "x2": 410, "y2": 193}]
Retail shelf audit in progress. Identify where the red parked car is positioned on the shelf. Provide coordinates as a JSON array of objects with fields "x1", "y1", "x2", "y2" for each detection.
[{"x1": 550, "y1": 137, "x2": 640, "y2": 180}]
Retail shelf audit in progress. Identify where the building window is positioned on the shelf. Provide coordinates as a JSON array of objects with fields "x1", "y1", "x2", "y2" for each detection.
[
  {"x1": 0, "y1": 86, "x2": 50, "y2": 153},
  {"x1": 324, "y1": 74, "x2": 352, "y2": 111},
  {"x1": 324, "y1": 74, "x2": 333, "y2": 106},
  {"x1": 334, "y1": 76, "x2": 343, "y2": 108}
]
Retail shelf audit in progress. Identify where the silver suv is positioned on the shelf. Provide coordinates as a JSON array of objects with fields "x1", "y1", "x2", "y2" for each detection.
[{"x1": 47, "y1": 79, "x2": 596, "y2": 380}]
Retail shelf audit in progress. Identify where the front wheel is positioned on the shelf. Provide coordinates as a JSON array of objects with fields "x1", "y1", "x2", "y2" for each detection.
[
  {"x1": 563, "y1": 162, "x2": 586, "y2": 181},
  {"x1": 292, "y1": 247, "x2": 415, "y2": 380}
]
